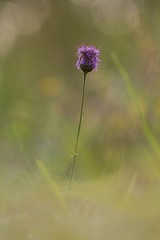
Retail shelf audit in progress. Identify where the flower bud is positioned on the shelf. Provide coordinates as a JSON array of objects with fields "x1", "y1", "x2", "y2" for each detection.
[{"x1": 76, "y1": 45, "x2": 100, "y2": 74}]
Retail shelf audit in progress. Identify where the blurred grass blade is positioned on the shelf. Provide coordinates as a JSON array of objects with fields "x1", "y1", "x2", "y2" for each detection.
[
  {"x1": 111, "y1": 52, "x2": 160, "y2": 161},
  {"x1": 37, "y1": 160, "x2": 67, "y2": 210},
  {"x1": 11, "y1": 124, "x2": 33, "y2": 174},
  {"x1": 123, "y1": 172, "x2": 137, "y2": 204}
]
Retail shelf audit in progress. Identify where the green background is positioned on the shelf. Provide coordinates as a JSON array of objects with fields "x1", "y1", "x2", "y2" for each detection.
[{"x1": 1, "y1": 1, "x2": 160, "y2": 239}]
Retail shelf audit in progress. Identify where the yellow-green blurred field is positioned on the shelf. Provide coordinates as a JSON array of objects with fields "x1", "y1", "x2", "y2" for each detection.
[
  {"x1": 1, "y1": 163, "x2": 160, "y2": 240},
  {"x1": 1, "y1": 0, "x2": 160, "y2": 239}
]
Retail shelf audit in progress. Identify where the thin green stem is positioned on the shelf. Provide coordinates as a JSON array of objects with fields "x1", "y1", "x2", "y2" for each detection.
[{"x1": 69, "y1": 72, "x2": 87, "y2": 187}]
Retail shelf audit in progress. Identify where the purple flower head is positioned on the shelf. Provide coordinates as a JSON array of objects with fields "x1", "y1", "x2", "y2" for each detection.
[{"x1": 76, "y1": 44, "x2": 100, "y2": 73}]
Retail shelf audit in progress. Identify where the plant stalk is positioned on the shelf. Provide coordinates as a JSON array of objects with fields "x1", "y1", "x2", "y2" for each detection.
[{"x1": 69, "y1": 72, "x2": 87, "y2": 187}]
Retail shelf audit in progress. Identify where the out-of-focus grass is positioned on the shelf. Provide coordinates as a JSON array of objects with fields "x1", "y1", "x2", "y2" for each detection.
[
  {"x1": 111, "y1": 52, "x2": 160, "y2": 170},
  {"x1": 1, "y1": 50, "x2": 160, "y2": 239},
  {"x1": 1, "y1": 47, "x2": 160, "y2": 240},
  {"x1": 1, "y1": 165, "x2": 160, "y2": 240}
]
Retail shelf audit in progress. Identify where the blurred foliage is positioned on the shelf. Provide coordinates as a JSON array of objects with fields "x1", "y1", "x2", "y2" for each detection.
[
  {"x1": 1, "y1": 166, "x2": 160, "y2": 240},
  {"x1": 1, "y1": 0, "x2": 160, "y2": 239}
]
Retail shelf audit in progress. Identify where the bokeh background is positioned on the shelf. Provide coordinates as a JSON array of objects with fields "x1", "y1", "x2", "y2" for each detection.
[
  {"x1": 1, "y1": 1, "x2": 160, "y2": 239},
  {"x1": 1, "y1": 0, "x2": 160, "y2": 177}
]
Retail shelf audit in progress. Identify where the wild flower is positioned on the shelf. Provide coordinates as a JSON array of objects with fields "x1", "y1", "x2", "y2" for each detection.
[
  {"x1": 69, "y1": 44, "x2": 100, "y2": 187},
  {"x1": 76, "y1": 44, "x2": 100, "y2": 73}
]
